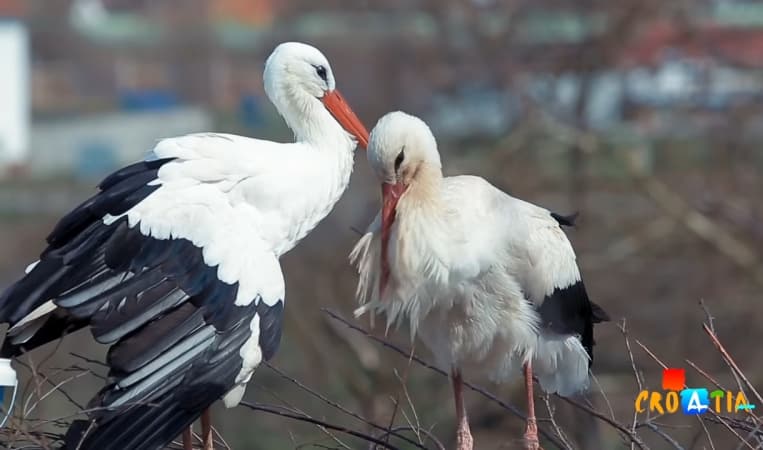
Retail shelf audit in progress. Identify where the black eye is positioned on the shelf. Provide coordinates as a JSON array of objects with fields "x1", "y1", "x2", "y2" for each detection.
[
  {"x1": 394, "y1": 148, "x2": 405, "y2": 173},
  {"x1": 315, "y1": 65, "x2": 328, "y2": 82}
]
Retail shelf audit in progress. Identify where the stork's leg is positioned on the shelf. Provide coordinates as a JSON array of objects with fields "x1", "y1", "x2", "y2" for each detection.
[
  {"x1": 523, "y1": 361, "x2": 541, "y2": 450},
  {"x1": 201, "y1": 409, "x2": 214, "y2": 450},
  {"x1": 182, "y1": 427, "x2": 193, "y2": 450},
  {"x1": 452, "y1": 370, "x2": 474, "y2": 450}
]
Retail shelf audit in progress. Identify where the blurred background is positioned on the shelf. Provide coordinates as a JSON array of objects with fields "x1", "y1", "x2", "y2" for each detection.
[{"x1": 0, "y1": 0, "x2": 762, "y2": 449}]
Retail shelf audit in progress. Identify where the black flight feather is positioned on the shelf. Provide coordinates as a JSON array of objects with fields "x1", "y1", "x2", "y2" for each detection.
[
  {"x1": 537, "y1": 280, "x2": 609, "y2": 366},
  {"x1": 551, "y1": 211, "x2": 579, "y2": 227},
  {"x1": 0, "y1": 155, "x2": 288, "y2": 450}
]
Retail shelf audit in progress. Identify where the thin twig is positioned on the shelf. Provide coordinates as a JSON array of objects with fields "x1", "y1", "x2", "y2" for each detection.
[
  {"x1": 24, "y1": 370, "x2": 90, "y2": 417},
  {"x1": 685, "y1": 359, "x2": 726, "y2": 391},
  {"x1": 542, "y1": 394, "x2": 574, "y2": 450},
  {"x1": 12, "y1": 358, "x2": 87, "y2": 411},
  {"x1": 591, "y1": 372, "x2": 616, "y2": 422},
  {"x1": 384, "y1": 346, "x2": 416, "y2": 447},
  {"x1": 239, "y1": 401, "x2": 402, "y2": 450},
  {"x1": 323, "y1": 308, "x2": 576, "y2": 450},
  {"x1": 620, "y1": 319, "x2": 644, "y2": 450},
  {"x1": 699, "y1": 300, "x2": 716, "y2": 334},
  {"x1": 702, "y1": 323, "x2": 763, "y2": 408},
  {"x1": 393, "y1": 368, "x2": 423, "y2": 445},
  {"x1": 554, "y1": 395, "x2": 648, "y2": 449},
  {"x1": 262, "y1": 362, "x2": 426, "y2": 449},
  {"x1": 635, "y1": 334, "x2": 756, "y2": 449},
  {"x1": 68, "y1": 352, "x2": 109, "y2": 368},
  {"x1": 698, "y1": 414, "x2": 718, "y2": 450},
  {"x1": 256, "y1": 383, "x2": 353, "y2": 450},
  {"x1": 372, "y1": 425, "x2": 447, "y2": 450},
  {"x1": 644, "y1": 422, "x2": 685, "y2": 450},
  {"x1": 632, "y1": 172, "x2": 763, "y2": 286},
  {"x1": 211, "y1": 426, "x2": 231, "y2": 450},
  {"x1": 350, "y1": 226, "x2": 365, "y2": 236}
]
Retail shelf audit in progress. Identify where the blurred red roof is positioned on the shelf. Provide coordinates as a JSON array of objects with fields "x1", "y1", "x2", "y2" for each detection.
[
  {"x1": 624, "y1": 21, "x2": 763, "y2": 68},
  {"x1": 0, "y1": 0, "x2": 24, "y2": 17},
  {"x1": 211, "y1": 0, "x2": 275, "y2": 25}
]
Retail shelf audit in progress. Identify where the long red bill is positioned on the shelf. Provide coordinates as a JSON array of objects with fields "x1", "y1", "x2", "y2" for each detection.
[
  {"x1": 380, "y1": 182, "x2": 407, "y2": 296},
  {"x1": 321, "y1": 90, "x2": 369, "y2": 149}
]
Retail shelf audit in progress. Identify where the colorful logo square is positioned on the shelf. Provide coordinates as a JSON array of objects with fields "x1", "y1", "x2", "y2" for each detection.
[
  {"x1": 662, "y1": 368, "x2": 685, "y2": 391},
  {"x1": 681, "y1": 388, "x2": 709, "y2": 415}
]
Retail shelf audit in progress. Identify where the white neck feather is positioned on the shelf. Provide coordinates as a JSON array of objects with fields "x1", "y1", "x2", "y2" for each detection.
[
  {"x1": 394, "y1": 166, "x2": 450, "y2": 287},
  {"x1": 262, "y1": 67, "x2": 358, "y2": 256},
  {"x1": 269, "y1": 84, "x2": 355, "y2": 153},
  {"x1": 351, "y1": 167, "x2": 451, "y2": 332}
]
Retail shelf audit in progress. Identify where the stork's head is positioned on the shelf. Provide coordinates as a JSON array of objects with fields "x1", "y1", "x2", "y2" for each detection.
[
  {"x1": 264, "y1": 42, "x2": 368, "y2": 148},
  {"x1": 367, "y1": 111, "x2": 442, "y2": 294}
]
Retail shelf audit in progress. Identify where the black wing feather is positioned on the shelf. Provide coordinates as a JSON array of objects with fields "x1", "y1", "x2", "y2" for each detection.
[
  {"x1": 1, "y1": 158, "x2": 175, "y2": 325},
  {"x1": 550, "y1": 211, "x2": 579, "y2": 228},
  {"x1": 98, "y1": 157, "x2": 175, "y2": 190},
  {"x1": 66, "y1": 303, "x2": 256, "y2": 450},
  {"x1": 47, "y1": 158, "x2": 172, "y2": 248},
  {"x1": 91, "y1": 283, "x2": 188, "y2": 344},
  {"x1": 0, "y1": 155, "x2": 286, "y2": 450},
  {"x1": 537, "y1": 280, "x2": 609, "y2": 366},
  {"x1": 257, "y1": 300, "x2": 284, "y2": 361},
  {"x1": 107, "y1": 303, "x2": 205, "y2": 373}
]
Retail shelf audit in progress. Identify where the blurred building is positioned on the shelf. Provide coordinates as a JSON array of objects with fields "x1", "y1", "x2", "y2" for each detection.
[
  {"x1": 28, "y1": 107, "x2": 212, "y2": 179},
  {"x1": 1, "y1": 0, "x2": 762, "y2": 177},
  {"x1": 0, "y1": 18, "x2": 29, "y2": 169}
]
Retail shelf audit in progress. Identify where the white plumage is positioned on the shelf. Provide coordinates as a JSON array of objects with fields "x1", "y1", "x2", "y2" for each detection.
[
  {"x1": 0, "y1": 42, "x2": 369, "y2": 450},
  {"x1": 351, "y1": 111, "x2": 608, "y2": 450}
]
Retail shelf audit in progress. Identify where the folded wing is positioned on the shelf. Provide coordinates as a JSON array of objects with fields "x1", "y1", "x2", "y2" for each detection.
[{"x1": 0, "y1": 135, "x2": 287, "y2": 450}]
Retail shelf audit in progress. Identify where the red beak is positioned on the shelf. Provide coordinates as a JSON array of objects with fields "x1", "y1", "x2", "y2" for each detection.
[
  {"x1": 380, "y1": 182, "x2": 407, "y2": 296},
  {"x1": 321, "y1": 90, "x2": 369, "y2": 149}
]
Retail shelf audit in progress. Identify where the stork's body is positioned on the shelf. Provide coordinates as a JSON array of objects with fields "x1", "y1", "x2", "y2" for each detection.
[
  {"x1": 0, "y1": 42, "x2": 368, "y2": 450},
  {"x1": 352, "y1": 112, "x2": 608, "y2": 450}
]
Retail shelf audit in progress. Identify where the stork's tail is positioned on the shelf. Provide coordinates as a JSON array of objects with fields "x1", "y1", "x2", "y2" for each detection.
[
  {"x1": 534, "y1": 300, "x2": 610, "y2": 397},
  {"x1": 532, "y1": 332, "x2": 590, "y2": 397}
]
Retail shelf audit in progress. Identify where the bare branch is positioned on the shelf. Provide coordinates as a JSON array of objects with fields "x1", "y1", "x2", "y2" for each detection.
[
  {"x1": 239, "y1": 401, "x2": 403, "y2": 450},
  {"x1": 702, "y1": 323, "x2": 763, "y2": 408},
  {"x1": 262, "y1": 362, "x2": 427, "y2": 449}
]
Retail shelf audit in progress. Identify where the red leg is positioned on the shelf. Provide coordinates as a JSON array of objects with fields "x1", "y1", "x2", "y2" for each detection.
[
  {"x1": 452, "y1": 370, "x2": 474, "y2": 450},
  {"x1": 201, "y1": 409, "x2": 214, "y2": 450},
  {"x1": 182, "y1": 426, "x2": 193, "y2": 450},
  {"x1": 523, "y1": 361, "x2": 541, "y2": 450}
]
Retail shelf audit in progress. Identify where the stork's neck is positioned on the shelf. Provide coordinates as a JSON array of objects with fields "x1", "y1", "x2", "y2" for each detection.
[
  {"x1": 266, "y1": 91, "x2": 356, "y2": 256},
  {"x1": 393, "y1": 164, "x2": 449, "y2": 280},
  {"x1": 273, "y1": 88, "x2": 356, "y2": 152},
  {"x1": 398, "y1": 164, "x2": 444, "y2": 214}
]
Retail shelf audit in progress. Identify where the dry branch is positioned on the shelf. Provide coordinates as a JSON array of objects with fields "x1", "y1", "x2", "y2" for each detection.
[
  {"x1": 262, "y1": 362, "x2": 427, "y2": 449},
  {"x1": 324, "y1": 308, "x2": 584, "y2": 450},
  {"x1": 631, "y1": 171, "x2": 763, "y2": 287},
  {"x1": 239, "y1": 401, "x2": 404, "y2": 450}
]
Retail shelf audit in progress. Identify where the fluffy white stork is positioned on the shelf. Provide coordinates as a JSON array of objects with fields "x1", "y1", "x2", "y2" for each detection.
[
  {"x1": 351, "y1": 112, "x2": 609, "y2": 450},
  {"x1": 0, "y1": 42, "x2": 368, "y2": 450}
]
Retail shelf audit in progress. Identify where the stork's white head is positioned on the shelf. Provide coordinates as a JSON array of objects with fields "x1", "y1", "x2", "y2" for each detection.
[
  {"x1": 264, "y1": 42, "x2": 368, "y2": 149},
  {"x1": 367, "y1": 111, "x2": 443, "y2": 294},
  {"x1": 367, "y1": 111, "x2": 442, "y2": 186},
  {"x1": 265, "y1": 42, "x2": 336, "y2": 100}
]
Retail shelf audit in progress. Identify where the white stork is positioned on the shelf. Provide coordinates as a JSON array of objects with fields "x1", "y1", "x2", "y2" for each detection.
[
  {"x1": 351, "y1": 112, "x2": 609, "y2": 450},
  {"x1": 0, "y1": 42, "x2": 369, "y2": 450}
]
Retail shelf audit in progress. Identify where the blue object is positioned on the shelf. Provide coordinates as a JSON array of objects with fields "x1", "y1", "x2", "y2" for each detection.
[
  {"x1": 681, "y1": 388, "x2": 709, "y2": 415},
  {"x1": 75, "y1": 142, "x2": 119, "y2": 180},
  {"x1": 119, "y1": 89, "x2": 180, "y2": 112},
  {"x1": 240, "y1": 94, "x2": 263, "y2": 128}
]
